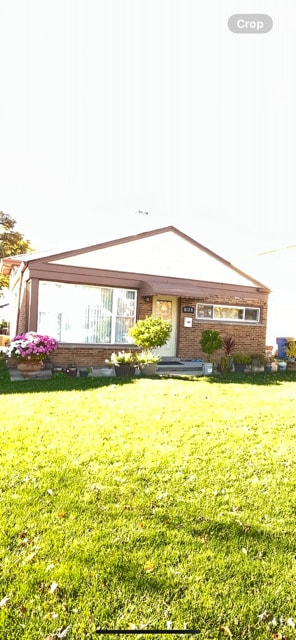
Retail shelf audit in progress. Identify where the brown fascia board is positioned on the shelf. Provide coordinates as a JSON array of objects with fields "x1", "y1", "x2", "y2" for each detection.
[
  {"x1": 27, "y1": 263, "x2": 269, "y2": 301},
  {"x1": 3, "y1": 225, "x2": 271, "y2": 293}
]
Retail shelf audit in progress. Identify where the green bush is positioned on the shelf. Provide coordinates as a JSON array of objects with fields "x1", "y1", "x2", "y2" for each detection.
[
  {"x1": 200, "y1": 329, "x2": 222, "y2": 360},
  {"x1": 128, "y1": 315, "x2": 172, "y2": 350}
]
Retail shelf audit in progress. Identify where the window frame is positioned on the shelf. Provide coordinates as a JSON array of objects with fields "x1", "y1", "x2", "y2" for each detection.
[
  {"x1": 37, "y1": 280, "x2": 138, "y2": 344},
  {"x1": 196, "y1": 303, "x2": 260, "y2": 323}
]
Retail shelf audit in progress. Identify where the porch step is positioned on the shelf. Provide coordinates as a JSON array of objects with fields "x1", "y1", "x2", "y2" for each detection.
[{"x1": 157, "y1": 358, "x2": 204, "y2": 371}]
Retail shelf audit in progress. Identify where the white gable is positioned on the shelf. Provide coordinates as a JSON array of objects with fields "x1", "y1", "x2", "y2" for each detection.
[{"x1": 49, "y1": 230, "x2": 259, "y2": 287}]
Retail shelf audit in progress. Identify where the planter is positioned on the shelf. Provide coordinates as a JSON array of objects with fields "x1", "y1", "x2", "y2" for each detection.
[
  {"x1": 277, "y1": 361, "x2": 287, "y2": 372},
  {"x1": 203, "y1": 362, "x2": 213, "y2": 376},
  {"x1": 114, "y1": 364, "x2": 136, "y2": 377},
  {"x1": 139, "y1": 362, "x2": 158, "y2": 376},
  {"x1": 234, "y1": 363, "x2": 247, "y2": 373},
  {"x1": 52, "y1": 366, "x2": 64, "y2": 375},
  {"x1": 79, "y1": 369, "x2": 89, "y2": 377},
  {"x1": 63, "y1": 367, "x2": 78, "y2": 377},
  {"x1": 264, "y1": 364, "x2": 272, "y2": 372},
  {"x1": 101, "y1": 367, "x2": 114, "y2": 377},
  {"x1": 17, "y1": 360, "x2": 43, "y2": 378}
]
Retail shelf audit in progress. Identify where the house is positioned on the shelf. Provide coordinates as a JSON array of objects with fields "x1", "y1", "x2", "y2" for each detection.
[{"x1": 1, "y1": 226, "x2": 270, "y2": 365}]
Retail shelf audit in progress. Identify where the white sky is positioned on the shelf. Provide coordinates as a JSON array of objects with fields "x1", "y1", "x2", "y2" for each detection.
[{"x1": 1, "y1": 1, "x2": 295, "y2": 342}]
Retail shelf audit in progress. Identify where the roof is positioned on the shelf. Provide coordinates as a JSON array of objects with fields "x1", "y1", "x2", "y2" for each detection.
[{"x1": 0, "y1": 225, "x2": 270, "y2": 291}]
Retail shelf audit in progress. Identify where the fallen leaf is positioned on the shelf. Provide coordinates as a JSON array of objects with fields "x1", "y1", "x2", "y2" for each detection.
[
  {"x1": 57, "y1": 512, "x2": 67, "y2": 518},
  {"x1": 58, "y1": 625, "x2": 71, "y2": 638},
  {"x1": 23, "y1": 551, "x2": 37, "y2": 563},
  {"x1": 46, "y1": 563, "x2": 55, "y2": 572},
  {"x1": 144, "y1": 561, "x2": 155, "y2": 573},
  {"x1": 49, "y1": 581, "x2": 59, "y2": 594},
  {"x1": 47, "y1": 489, "x2": 53, "y2": 495},
  {"x1": 0, "y1": 595, "x2": 9, "y2": 608},
  {"x1": 258, "y1": 610, "x2": 270, "y2": 621}
]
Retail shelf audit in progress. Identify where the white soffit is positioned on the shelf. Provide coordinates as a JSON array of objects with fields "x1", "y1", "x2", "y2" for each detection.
[{"x1": 49, "y1": 231, "x2": 257, "y2": 287}]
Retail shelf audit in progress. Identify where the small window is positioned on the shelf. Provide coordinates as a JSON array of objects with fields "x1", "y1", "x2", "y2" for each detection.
[
  {"x1": 214, "y1": 306, "x2": 244, "y2": 320},
  {"x1": 196, "y1": 304, "x2": 213, "y2": 318},
  {"x1": 196, "y1": 303, "x2": 260, "y2": 323},
  {"x1": 245, "y1": 307, "x2": 260, "y2": 322}
]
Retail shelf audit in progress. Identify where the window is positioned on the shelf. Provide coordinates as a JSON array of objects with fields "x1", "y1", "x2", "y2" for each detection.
[
  {"x1": 38, "y1": 281, "x2": 137, "y2": 343},
  {"x1": 196, "y1": 304, "x2": 260, "y2": 323}
]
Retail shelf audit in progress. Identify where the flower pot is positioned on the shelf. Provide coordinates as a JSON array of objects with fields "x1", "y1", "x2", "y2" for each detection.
[
  {"x1": 203, "y1": 362, "x2": 213, "y2": 376},
  {"x1": 277, "y1": 361, "x2": 287, "y2": 372},
  {"x1": 234, "y1": 363, "x2": 247, "y2": 373},
  {"x1": 114, "y1": 364, "x2": 136, "y2": 377},
  {"x1": 63, "y1": 367, "x2": 78, "y2": 377},
  {"x1": 52, "y1": 366, "x2": 65, "y2": 375},
  {"x1": 79, "y1": 369, "x2": 89, "y2": 377},
  {"x1": 264, "y1": 364, "x2": 272, "y2": 372},
  {"x1": 17, "y1": 360, "x2": 43, "y2": 378},
  {"x1": 139, "y1": 362, "x2": 158, "y2": 376},
  {"x1": 101, "y1": 367, "x2": 114, "y2": 377}
]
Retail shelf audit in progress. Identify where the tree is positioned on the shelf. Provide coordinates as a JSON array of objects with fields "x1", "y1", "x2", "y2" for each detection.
[{"x1": 0, "y1": 212, "x2": 33, "y2": 293}]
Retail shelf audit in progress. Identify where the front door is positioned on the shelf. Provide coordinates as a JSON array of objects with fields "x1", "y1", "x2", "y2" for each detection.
[{"x1": 152, "y1": 296, "x2": 178, "y2": 357}]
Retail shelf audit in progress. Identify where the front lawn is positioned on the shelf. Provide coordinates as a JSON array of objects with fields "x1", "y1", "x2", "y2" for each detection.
[{"x1": 1, "y1": 372, "x2": 296, "y2": 639}]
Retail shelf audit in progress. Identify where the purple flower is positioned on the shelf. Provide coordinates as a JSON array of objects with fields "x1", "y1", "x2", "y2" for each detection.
[{"x1": 7, "y1": 332, "x2": 58, "y2": 361}]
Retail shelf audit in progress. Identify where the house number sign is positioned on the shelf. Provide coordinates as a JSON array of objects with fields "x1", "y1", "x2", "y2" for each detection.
[{"x1": 183, "y1": 306, "x2": 194, "y2": 313}]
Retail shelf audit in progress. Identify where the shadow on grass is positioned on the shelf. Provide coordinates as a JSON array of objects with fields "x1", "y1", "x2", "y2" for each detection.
[
  {"x1": 190, "y1": 517, "x2": 295, "y2": 552},
  {"x1": 156, "y1": 371, "x2": 296, "y2": 386},
  {"x1": 206, "y1": 370, "x2": 296, "y2": 386},
  {"x1": 0, "y1": 374, "x2": 140, "y2": 395},
  {"x1": 1, "y1": 371, "x2": 296, "y2": 394}
]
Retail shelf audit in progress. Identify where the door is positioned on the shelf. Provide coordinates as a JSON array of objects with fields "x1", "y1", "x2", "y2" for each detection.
[{"x1": 152, "y1": 296, "x2": 178, "y2": 357}]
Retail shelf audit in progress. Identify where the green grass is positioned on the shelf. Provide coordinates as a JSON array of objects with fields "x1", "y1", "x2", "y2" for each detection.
[{"x1": 1, "y1": 365, "x2": 296, "y2": 639}]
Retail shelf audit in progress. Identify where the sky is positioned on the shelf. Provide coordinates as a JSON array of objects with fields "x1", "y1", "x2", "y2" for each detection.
[{"x1": 0, "y1": 1, "x2": 296, "y2": 342}]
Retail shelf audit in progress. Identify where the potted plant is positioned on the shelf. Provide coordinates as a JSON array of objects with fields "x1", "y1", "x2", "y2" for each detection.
[
  {"x1": 0, "y1": 320, "x2": 8, "y2": 335},
  {"x1": 79, "y1": 367, "x2": 93, "y2": 377},
  {"x1": 220, "y1": 355, "x2": 233, "y2": 373},
  {"x1": 7, "y1": 332, "x2": 58, "y2": 377},
  {"x1": 285, "y1": 338, "x2": 296, "y2": 369},
  {"x1": 264, "y1": 357, "x2": 273, "y2": 373},
  {"x1": 220, "y1": 336, "x2": 236, "y2": 372},
  {"x1": 277, "y1": 358, "x2": 287, "y2": 372},
  {"x1": 136, "y1": 350, "x2": 160, "y2": 376},
  {"x1": 108, "y1": 351, "x2": 137, "y2": 377},
  {"x1": 250, "y1": 353, "x2": 266, "y2": 372},
  {"x1": 233, "y1": 353, "x2": 251, "y2": 373},
  {"x1": 63, "y1": 363, "x2": 78, "y2": 377},
  {"x1": 200, "y1": 329, "x2": 223, "y2": 365}
]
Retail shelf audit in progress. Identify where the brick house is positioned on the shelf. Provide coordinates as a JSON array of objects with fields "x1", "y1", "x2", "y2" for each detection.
[{"x1": 1, "y1": 226, "x2": 270, "y2": 365}]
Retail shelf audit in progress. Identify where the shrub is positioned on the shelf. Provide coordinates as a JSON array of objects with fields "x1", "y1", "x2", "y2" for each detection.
[
  {"x1": 128, "y1": 316, "x2": 172, "y2": 350},
  {"x1": 222, "y1": 336, "x2": 236, "y2": 356},
  {"x1": 200, "y1": 329, "x2": 222, "y2": 361}
]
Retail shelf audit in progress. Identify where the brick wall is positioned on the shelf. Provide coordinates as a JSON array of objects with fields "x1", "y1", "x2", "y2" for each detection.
[
  {"x1": 49, "y1": 345, "x2": 140, "y2": 367},
  {"x1": 178, "y1": 296, "x2": 267, "y2": 361},
  {"x1": 9, "y1": 293, "x2": 267, "y2": 367}
]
